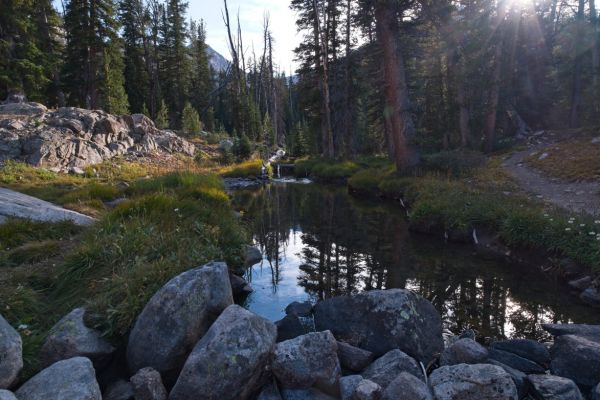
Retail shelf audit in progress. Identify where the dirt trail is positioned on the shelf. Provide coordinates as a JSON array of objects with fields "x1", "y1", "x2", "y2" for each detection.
[{"x1": 502, "y1": 142, "x2": 600, "y2": 217}]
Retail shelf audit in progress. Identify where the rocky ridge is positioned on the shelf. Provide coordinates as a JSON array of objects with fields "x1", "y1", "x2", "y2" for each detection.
[
  {"x1": 1, "y1": 259, "x2": 599, "y2": 400},
  {"x1": 0, "y1": 98, "x2": 195, "y2": 172}
]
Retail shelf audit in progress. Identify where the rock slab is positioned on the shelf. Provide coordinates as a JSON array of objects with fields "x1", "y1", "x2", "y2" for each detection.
[
  {"x1": 549, "y1": 334, "x2": 600, "y2": 389},
  {"x1": 169, "y1": 305, "x2": 277, "y2": 400},
  {"x1": 429, "y1": 363, "x2": 518, "y2": 400}
]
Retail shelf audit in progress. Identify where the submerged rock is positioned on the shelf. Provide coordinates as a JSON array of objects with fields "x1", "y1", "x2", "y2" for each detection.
[
  {"x1": 550, "y1": 334, "x2": 600, "y2": 389},
  {"x1": 272, "y1": 330, "x2": 341, "y2": 395},
  {"x1": 361, "y1": 349, "x2": 423, "y2": 389},
  {"x1": 169, "y1": 305, "x2": 277, "y2": 400},
  {"x1": 127, "y1": 262, "x2": 233, "y2": 382},
  {"x1": 381, "y1": 372, "x2": 432, "y2": 400},
  {"x1": 429, "y1": 363, "x2": 518, "y2": 400},
  {"x1": 39, "y1": 307, "x2": 114, "y2": 369},
  {"x1": 440, "y1": 338, "x2": 488, "y2": 366},
  {"x1": 15, "y1": 357, "x2": 101, "y2": 400},
  {"x1": 528, "y1": 374, "x2": 582, "y2": 400},
  {"x1": 0, "y1": 315, "x2": 22, "y2": 389},
  {"x1": 313, "y1": 289, "x2": 443, "y2": 363}
]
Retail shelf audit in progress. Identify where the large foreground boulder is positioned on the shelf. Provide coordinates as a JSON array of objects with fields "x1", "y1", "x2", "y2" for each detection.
[
  {"x1": 0, "y1": 315, "x2": 22, "y2": 389},
  {"x1": 169, "y1": 305, "x2": 277, "y2": 400},
  {"x1": 549, "y1": 334, "x2": 600, "y2": 389},
  {"x1": 272, "y1": 330, "x2": 341, "y2": 395},
  {"x1": 15, "y1": 357, "x2": 101, "y2": 400},
  {"x1": 429, "y1": 363, "x2": 518, "y2": 400},
  {"x1": 313, "y1": 289, "x2": 443, "y2": 363},
  {"x1": 39, "y1": 308, "x2": 114, "y2": 369},
  {"x1": 127, "y1": 262, "x2": 233, "y2": 381}
]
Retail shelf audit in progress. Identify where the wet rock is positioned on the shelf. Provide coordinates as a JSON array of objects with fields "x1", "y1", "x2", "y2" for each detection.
[
  {"x1": 337, "y1": 341, "x2": 375, "y2": 372},
  {"x1": 440, "y1": 338, "x2": 488, "y2": 366},
  {"x1": 39, "y1": 308, "x2": 115, "y2": 369},
  {"x1": 245, "y1": 245, "x2": 263, "y2": 267},
  {"x1": 280, "y1": 388, "x2": 337, "y2": 400},
  {"x1": 257, "y1": 382, "x2": 283, "y2": 400},
  {"x1": 550, "y1": 334, "x2": 600, "y2": 389},
  {"x1": 313, "y1": 289, "x2": 443, "y2": 363},
  {"x1": 580, "y1": 288, "x2": 600, "y2": 308},
  {"x1": 354, "y1": 379, "x2": 382, "y2": 400},
  {"x1": 429, "y1": 363, "x2": 518, "y2": 400},
  {"x1": 0, "y1": 390, "x2": 17, "y2": 400},
  {"x1": 542, "y1": 324, "x2": 600, "y2": 340},
  {"x1": 487, "y1": 360, "x2": 529, "y2": 399},
  {"x1": 528, "y1": 374, "x2": 582, "y2": 400},
  {"x1": 340, "y1": 375, "x2": 363, "y2": 400},
  {"x1": 568, "y1": 276, "x2": 592, "y2": 291},
  {"x1": 361, "y1": 349, "x2": 423, "y2": 389},
  {"x1": 230, "y1": 273, "x2": 253, "y2": 298},
  {"x1": 104, "y1": 380, "x2": 134, "y2": 400},
  {"x1": 488, "y1": 348, "x2": 545, "y2": 374},
  {"x1": 491, "y1": 339, "x2": 551, "y2": 368},
  {"x1": 169, "y1": 305, "x2": 277, "y2": 400},
  {"x1": 285, "y1": 301, "x2": 313, "y2": 317},
  {"x1": 272, "y1": 330, "x2": 341, "y2": 394},
  {"x1": 381, "y1": 372, "x2": 432, "y2": 400},
  {"x1": 130, "y1": 367, "x2": 167, "y2": 400},
  {"x1": 0, "y1": 314, "x2": 22, "y2": 389},
  {"x1": 15, "y1": 357, "x2": 101, "y2": 400},
  {"x1": 275, "y1": 314, "x2": 314, "y2": 342},
  {"x1": 127, "y1": 262, "x2": 233, "y2": 382}
]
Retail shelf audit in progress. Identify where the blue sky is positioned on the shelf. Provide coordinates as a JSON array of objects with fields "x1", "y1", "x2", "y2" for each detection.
[{"x1": 52, "y1": 0, "x2": 300, "y2": 72}]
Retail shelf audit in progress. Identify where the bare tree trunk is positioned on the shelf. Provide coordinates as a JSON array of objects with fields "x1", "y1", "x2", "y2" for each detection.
[
  {"x1": 374, "y1": 0, "x2": 417, "y2": 171},
  {"x1": 591, "y1": 0, "x2": 599, "y2": 113},
  {"x1": 313, "y1": 0, "x2": 334, "y2": 158},
  {"x1": 343, "y1": 0, "x2": 352, "y2": 157},
  {"x1": 569, "y1": 0, "x2": 585, "y2": 128}
]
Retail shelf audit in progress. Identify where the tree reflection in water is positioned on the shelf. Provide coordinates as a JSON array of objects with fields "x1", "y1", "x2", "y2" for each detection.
[{"x1": 232, "y1": 182, "x2": 600, "y2": 341}]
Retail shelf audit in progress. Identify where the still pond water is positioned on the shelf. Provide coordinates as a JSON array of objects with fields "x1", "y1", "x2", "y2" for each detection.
[{"x1": 232, "y1": 180, "x2": 600, "y2": 341}]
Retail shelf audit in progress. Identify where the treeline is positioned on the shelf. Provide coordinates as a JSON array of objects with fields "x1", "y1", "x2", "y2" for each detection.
[
  {"x1": 289, "y1": 0, "x2": 600, "y2": 169},
  {"x1": 0, "y1": 0, "x2": 297, "y2": 154}
]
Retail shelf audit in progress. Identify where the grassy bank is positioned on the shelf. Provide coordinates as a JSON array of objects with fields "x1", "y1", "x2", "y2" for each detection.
[
  {"x1": 296, "y1": 155, "x2": 600, "y2": 275},
  {"x1": 0, "y1": 164, "x2": 249, "y2": 377}
]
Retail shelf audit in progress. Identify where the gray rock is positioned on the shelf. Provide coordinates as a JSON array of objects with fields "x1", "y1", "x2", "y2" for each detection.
[
  {"x1": 591, "y1": 383, "x2": 600, "y2": 400},
  {"x1": 39, "y1": 308, "x2": 114, "y2": 369},
  {"x1": 487, "y1": 360, "x2": 529, "y2": 399},
  {"x1": 488, "y1": 348, "x2": 545, "y2": 374},
  {"x1": 429, "y1": 363, "x2": 518, "y2": 400},
  {"x1": 272, "y1": 330, "x2": 341, "y2": 394},
  {"x1": 440, "y1": 338, "x2": 488, "y2": 366},
  {"x1": 381, "y1": 372, "x2": 432, "y2": 400},
  {"x1": 127, "y1": 262, "x2": 233, "y2": 381},
  {"x1": 169, "y1": 305, "x2": 277, "y2": 400},
  {"x1": 285, "y1": 301, "x2": 313, "y2": 317},
  {"x1": 568, "y1": 276, "x2": 592, "y2": 291},
  {"x1": 542, "y1": 324, "x2": 600, "y2": 340},
  {"x1": 337, "y1": 341, "x2": 374, "y2": 372},
  {"x1": 361, "y1": 349, "x2": 423, "y2": 389},
  {"x1": 354, "y1": 379, "x2": 382, "y2": 400},
  {"x1": 0, "y1": 188, "x2": 95, "y2": 226},
  {"x1": 230, "y1": 274, "x2": 253, "y2": 298},
  {"x1": 550, "y1": 334, "x2": 600, "y2": 389},
  {"x1": 340, "y1": 375, "x2": 364, "y2": 400},
  {"x1": 15, "y1": 357, "x2": 101, "y2": 400},
  {"x1": 257, "y1": 382, "x2": 283, "y2": 400},
  {"x1": 103, "y1": 380, "x2": 134, "y2": 400},
  {"x1": 580, "y1": 288, "x2": 600, "y2": 308},
  {"x1": 491, "y1": 339, "x2": 551, "y2": 368},
  {"x1": 0, "y1": 102, "x2": 47, "y2": 115},
  {"x1": 528, "y1": 374, "x2": 582, "y2": 400},
  {"x1": 314, "y1": 289, "x2": 443, "y2": 363},
  {"x1": 245, "y1": 245, "x2": 263, "y2": 267},
  {"x1": 276, "y1": 314, "x2": 314, "y2": 342},
  {"x1": 0, "y1": 390, "x2": 17, "y2": 400},
  {"x1": 0, "y1": 315, "x2": 22, "y2": 389},
  {"x1": 130, "y1": 367, "x2": 167, "y2": 400},
  {"x1": 280, "y1": 388, "x2": 337, "y2": 400}
]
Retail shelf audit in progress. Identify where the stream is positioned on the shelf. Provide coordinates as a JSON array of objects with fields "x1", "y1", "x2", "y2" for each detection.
[{"x1": 232, "y1": 180, "x2": 600, "y2": 341}]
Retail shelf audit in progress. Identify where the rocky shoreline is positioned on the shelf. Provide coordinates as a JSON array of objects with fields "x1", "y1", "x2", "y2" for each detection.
[{"x1": 1, "y1": 258, "x2": 599, "y2": 400}]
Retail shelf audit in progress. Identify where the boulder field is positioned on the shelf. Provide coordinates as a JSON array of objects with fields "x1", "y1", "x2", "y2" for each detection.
[
  {"x1": 0, "y1": 99, "x2": 194, "y2": 172},
  {"x1": 1, "y1": 261, "x2": 600, "y2": 400}
]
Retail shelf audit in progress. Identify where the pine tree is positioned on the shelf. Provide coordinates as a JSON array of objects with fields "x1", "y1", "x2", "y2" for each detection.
[
  {"x1": 181, "y1": 102, "x2": 201, "y2": 135},
  {"x1": 189, "y1": 19, "x2": 213, "y2": 130},
  {"x1": 155, "y1": 99, "x2": 170, "y2": 129},
  {"x1": 102, "y1": 44, "x2": 129, "y2": 114}
]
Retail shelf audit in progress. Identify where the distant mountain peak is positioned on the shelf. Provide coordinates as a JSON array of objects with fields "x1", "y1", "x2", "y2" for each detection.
[{"x1": 206, "y1": 45, "x2": 229, "y2": 73}]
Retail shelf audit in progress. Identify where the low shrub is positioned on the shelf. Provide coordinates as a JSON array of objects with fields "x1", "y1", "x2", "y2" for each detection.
[
  {"x1": 220, "y1": 159, "x2": 265, "y2": 178},
  {"x1": 422, "y1": 149, "x2": 486, "y2": 177},
  {"x1": 0, "y1": 219, "x2": 82, "y2": 249}
]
